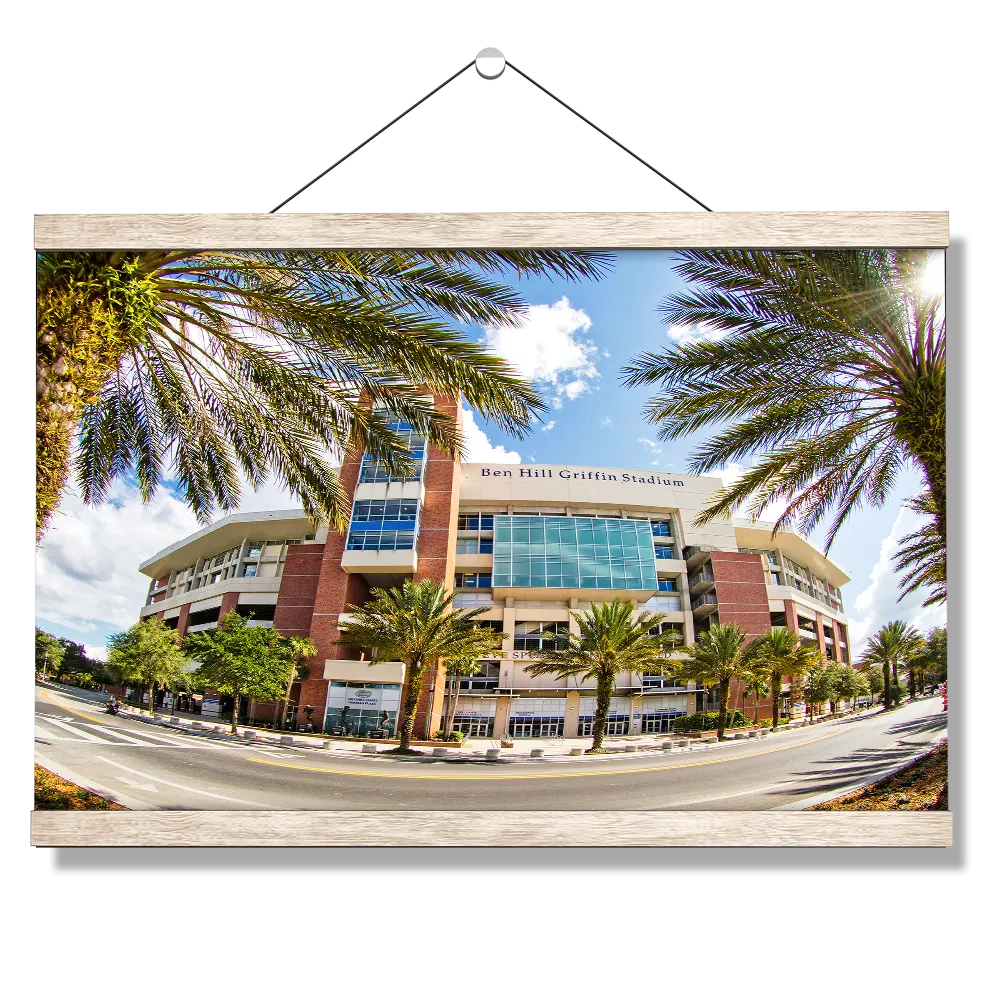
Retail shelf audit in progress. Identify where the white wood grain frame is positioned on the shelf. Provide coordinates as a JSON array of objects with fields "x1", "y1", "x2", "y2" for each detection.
[
  {"x1": 31, "y1": 210, "x2": 950, "y2": 846},
  {"x1": 30, "y1": 810, "x2": 952, "y2": 847},
  {"x1": 34, "y1": 211, "x2": 949, "y2": 250}
]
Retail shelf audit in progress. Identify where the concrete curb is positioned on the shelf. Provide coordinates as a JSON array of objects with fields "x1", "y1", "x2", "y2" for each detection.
[
  {"x1": 34, "y1": 752, "x2": 150, "y2": 811},
  {"x1": 45, "y1": 687, "x2": 884, "y2": 767}
]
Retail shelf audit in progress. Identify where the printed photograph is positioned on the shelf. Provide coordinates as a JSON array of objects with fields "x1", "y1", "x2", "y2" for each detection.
[{"x1": 34, "y1": 247, "x2": 947, "y2": 814}]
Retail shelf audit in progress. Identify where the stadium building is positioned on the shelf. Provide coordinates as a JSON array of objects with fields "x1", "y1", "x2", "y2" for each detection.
[{"x1": 138, "y1": 401, "x2": 851, "y2": 736}]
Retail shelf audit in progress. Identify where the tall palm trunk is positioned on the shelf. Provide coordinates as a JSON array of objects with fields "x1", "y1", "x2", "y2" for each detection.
[
  {"x1": 279, "y1": 669, "x2": 296, "y2": 731},
  {"x1": 717, "y1": 676, "x2": 731, "y2": 740},
  {"x1": 908, "y1": 667, "x2": 917, "y2": 700},
  {"x1": 882, "y1": 664, "x2": 892, "y2": 712},
  {"x1": 445, "y1": 671, "x2": 462, "y2": 739},
  {"x1": 443, "y1": 672, "x2": 460, "y2": 737},
  {"x1": 891, "y1": 660, "x2": 899, "y2": 703},
  {"x1": 397, "y1": 660, "x2": 424, "y2": 752},
  {"x1": 36, "y1": 268, "x2": 137, "y2": 539},
  {"x1": 771, "y1": 671, "x2": 782, "y2": 731},
  {"x1": 589, "y1": 674, "x2": 614, "y2": 753}
]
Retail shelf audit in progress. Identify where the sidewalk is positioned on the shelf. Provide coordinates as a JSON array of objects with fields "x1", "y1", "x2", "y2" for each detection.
[
  {"x1": 42, "y1": 682, "x2": 887, "y2": 763},
  {"x1": 105, "y1": 702, "x2": 846, "y2": 763}
]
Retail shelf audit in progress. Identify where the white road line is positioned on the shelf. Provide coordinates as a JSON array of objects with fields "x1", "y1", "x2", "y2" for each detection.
[
  {"x1": 34, "y1": 725, "x2": 83, "y2": 742},
  {"x1": 84, "y1": 724, "x2": 160, "y2": 745},
  {"x1": 93, "y1": 756, "x2": 271, "y2": 806},
  {"x1": 116, "y1": 729, "x2": 201, "y2": 747},
  {"x1": 39, "y1": 717, "x2": 113, "y2": 743}
]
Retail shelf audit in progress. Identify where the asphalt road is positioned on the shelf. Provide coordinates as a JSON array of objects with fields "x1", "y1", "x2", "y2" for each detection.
[{"x1": 34, "y1": 685, "x2": 947, "y2": 811}]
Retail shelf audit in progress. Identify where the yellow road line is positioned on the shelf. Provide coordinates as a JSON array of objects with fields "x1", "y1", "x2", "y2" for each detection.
[
  {"x1": 41, "y1": 688, "x2": 107, "y2": 725},
  {"x1": 246, "y1": 731, "x2": 838, "y2": 781}
]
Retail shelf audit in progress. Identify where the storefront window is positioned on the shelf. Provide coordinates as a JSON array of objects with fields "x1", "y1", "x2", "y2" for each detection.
[{"x1": 324, "y1": 682, "x2": 401, "y2": 737}]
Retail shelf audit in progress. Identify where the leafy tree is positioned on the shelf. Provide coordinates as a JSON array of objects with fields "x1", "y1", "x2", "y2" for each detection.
[
  {"x1": 666, "y1": 623, "x2": 756, "y2": 740},
  {"x1": 851, "y1": 671, "x2": 872, "y2": 710},
  {"x1": 276, "y1": 635, "x2": 317, "y2": 730},
  {"x1": 746, "y1": 628, "x2": 822, "y2": 731},
  {"x1": 803, "y1": 664, "x2": 835, "y2": 720},
  {"x1": 910, "y1": 625, "x2": 947, "y2": 693},
  {"x1": 862, "y1": 664, "x2": 885, "y2": 704},
  {"x1": 36, "y1": 249, "x2": 611, "y2": 538},
  {"x1": 336, "y1": 580, "x2": 504, "y2": 752},
  {"x1": 35, "y1": 628, "x2": 64, "y2": 680},
  {"x1": 622, "y1": 249, "x2": 945, "y2": 607},
  {"x1": 106, "y1": 617, "x2": 190, "y2": 715},
  {"x1": 525, "y1": 600, "x2": 673, "y2": 753},
  {"x1": 829, "y1": 663, "x2": 866, "y2": 716},
  {"x1": 183, "y1": 612, "x2": 296, "y2": 734}
]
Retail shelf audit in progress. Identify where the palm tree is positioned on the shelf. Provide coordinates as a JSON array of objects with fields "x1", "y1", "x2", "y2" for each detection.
[
  {"x1": 524, "y1": 600, "x2": 673, "y2": 753},
  {"x1": 36, "y1": 249, "x2": 612, "y2": 538},
  {"x1": 747, "y1": 628, "x2": 824, "y2": 731},
  {"x1": 861, "y1": 620, "x2": 923, "y2": 710},
  {"x1": 742, "y1": 660, "x2": 771, "y2": 726},
  {"x1": 276, "y1": 635, "x2": 317, "y2": 731},
  {"x1": 665, "y1": 622, "x2": 756, "y2": 740},
  {"x1": 621, "y1": 250, "x2": 945, "y2": 606},
  {"x1": 336, "y1": 579, "x2": 504, "y2": 752},
  {"x1": 861, "y1": 625, "x2": 893, "y2": 712},
  {"x1": 440, "y1": 652, "x2": 488, "y2": 739}
]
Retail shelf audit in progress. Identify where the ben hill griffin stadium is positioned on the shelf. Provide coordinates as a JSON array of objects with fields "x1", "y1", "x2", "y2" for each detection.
[{"x1": 138, "y1": 402, "x2": 851, "y2": 739}]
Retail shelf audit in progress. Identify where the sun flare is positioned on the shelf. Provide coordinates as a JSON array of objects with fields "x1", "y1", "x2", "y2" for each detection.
[{"x1": 921, "y1": 250, "x2": 946, "y2": 299}]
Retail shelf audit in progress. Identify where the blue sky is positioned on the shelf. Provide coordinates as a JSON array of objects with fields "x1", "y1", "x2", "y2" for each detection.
[{"x1": 35, "y1": 250, "x2": 945, "y2": 658}]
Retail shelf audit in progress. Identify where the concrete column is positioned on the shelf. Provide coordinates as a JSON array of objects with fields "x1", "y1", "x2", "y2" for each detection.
[
  {"x1": 629, "y1": 693, "x2": 644, "y2": 735},
  {"x1": 176, "y1": 603, "x2": 191, "y2": 638},
  {"x1": 815, "y1": 611, "x2": 827, "y2": 660},
  {"x1": 492, "y1": 696, "x2": 511, "y2": 738},
  {"x1": 502, "y1": 604, "x2": 516, "y2": 654},
  {"x1": 564, "y1": 690, "x2": 581, "y2": 738}
]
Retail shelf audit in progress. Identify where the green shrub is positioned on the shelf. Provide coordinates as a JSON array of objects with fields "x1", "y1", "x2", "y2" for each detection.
[
  {"x1": 671, "y1": 710, "x2": 754, "y2": 733},
  {"x1": 433, "y1": 730, "x2": 465, "y2": 743}
]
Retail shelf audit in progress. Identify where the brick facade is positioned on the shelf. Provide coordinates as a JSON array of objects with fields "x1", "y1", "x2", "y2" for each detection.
[
  {"x1": 412, "y1": 396, "x2": 462, "y2": 737},
  {"x1": 292, "y1": 395, "x2": 462, "y2": 735},
  {"x1": 272, "y1": 543, "x2": 324, "y2": 636},
  {"x1": 712, "y1": 551, "x2": 774, "y2": 720}
]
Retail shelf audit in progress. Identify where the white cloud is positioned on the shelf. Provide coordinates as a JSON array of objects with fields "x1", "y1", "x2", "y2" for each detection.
[
  {"x1": 638, "y1": 436, "x2": 663, "y2": 456},
  {"x1": 667, "y1": 322, "x2": 728, "y2": 347},
  {"x1": 848, "y1": 506, "x2": 946, "y2": 651},
  {"x1": 562, "y1": 379, "x2": 589, "y2": 400},
  {"x1": 601, "y1": 416, "x2": 612, "y2": 428},
  {"x1": 36, "y1": 483, "x2": 202, "y2": 634},
  {"x1": 86, "y1": 645, "x2": 108, "y2": 663},
  {"x1": 481, "y1": 297, "x2": 600, "y2": 408},
  {"x1": 541, "y1": 420, "x2": 557, "y2": 433},
  {"x1": 461, "y1": 408, "x2": 521, "y2": 463}
]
